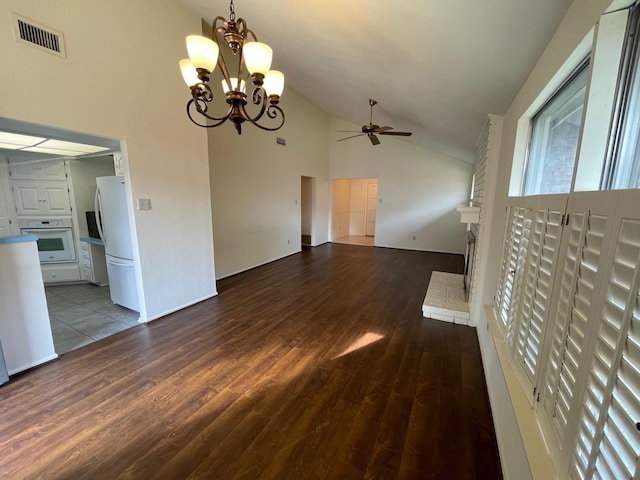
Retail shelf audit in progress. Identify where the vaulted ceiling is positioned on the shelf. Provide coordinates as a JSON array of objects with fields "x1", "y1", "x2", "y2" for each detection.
[{"x1": 178, "y1": 0, "x2": 572, "y2": 162}]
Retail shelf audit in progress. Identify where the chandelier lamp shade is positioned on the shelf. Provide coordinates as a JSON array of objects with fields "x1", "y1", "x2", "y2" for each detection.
[{"x1": 179, "y1": 0, "x2": 285, "y2": 133}]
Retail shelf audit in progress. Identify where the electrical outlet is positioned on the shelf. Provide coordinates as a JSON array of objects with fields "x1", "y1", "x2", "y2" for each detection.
[
  {"x1": 412, "y1": 235, "x2": 416, "y2": 240},
  {"x1": 138, "y1": 198, "x2": 151, "y2": 211}
]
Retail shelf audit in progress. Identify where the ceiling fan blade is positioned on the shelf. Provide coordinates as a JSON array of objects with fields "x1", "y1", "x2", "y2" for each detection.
[
  {"x1": 379, "y1": 131, "x2": 412, "y2": 137},
  {"x1": 336, "y1": 130, "x2": 363, "y2": 133},
  {"x1": 369, "y1": 134, "x2": 380, "y2": 146},
  {"x1": 373, "y1": 126, "x2": 394, "y2": 132},
  {"x1": 337, "y1": 134, "x2": 365, "y2": 142}
]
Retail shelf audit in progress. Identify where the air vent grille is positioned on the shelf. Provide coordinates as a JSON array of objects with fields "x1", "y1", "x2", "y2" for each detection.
[{"x1": 12, "y1": 14, "x2": 66, "y2": 57}]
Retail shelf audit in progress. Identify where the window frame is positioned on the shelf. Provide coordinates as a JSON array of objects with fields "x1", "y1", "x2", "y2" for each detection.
[
  {"x1": 521, "y1": 58, "x2": 591, "y2": 197},
  {"x1": 603, "y1": 6, "x2": 640, "y2": 190}
]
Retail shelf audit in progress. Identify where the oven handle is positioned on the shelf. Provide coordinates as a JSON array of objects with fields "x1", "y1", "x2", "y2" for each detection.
[{"x1": 21, "y1": 227, "x2": 73, "y2": 234}]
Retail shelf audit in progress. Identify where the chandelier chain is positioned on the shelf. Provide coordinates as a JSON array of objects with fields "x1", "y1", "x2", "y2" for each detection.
[{"x1": 229, "y1": 0, "x2": 236, "y2": 22}]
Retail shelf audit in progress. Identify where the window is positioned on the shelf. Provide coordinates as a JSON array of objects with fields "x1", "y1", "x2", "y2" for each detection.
[
  {"x1": 606, "y1": 10, "x2": 640, "y2": 189},
  {"x1": 523, "y1": 63, "x2": 589, "y2": 196},
  {"x1": 493, "y1": 5, "x2": 640, "y2": 479}
]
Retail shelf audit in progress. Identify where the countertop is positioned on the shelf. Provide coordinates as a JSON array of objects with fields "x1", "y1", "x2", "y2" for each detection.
[
  {"x1": 0, "y1": 234, "x2": 39, "y2": 244},
  {"x1": 80, "y1": 236, "x2": 105, "y2": 246}
]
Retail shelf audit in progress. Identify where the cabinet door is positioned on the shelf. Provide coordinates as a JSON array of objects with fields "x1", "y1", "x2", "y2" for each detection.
[
  {"x1": 12, "y1": 181, "x2": 71, "y2": 215},
  {"x1": 9, "y1": 159, "x2": 66, "y2": 181},
  {"x1": 39, "y1": 160, "x2": 67, "y2": 180},
  {"x1": 12, "y1": 183, "x2": 44, "y2": 215},
  {"x1": 9, "y1": 162, "x2": 39, "y2": 180},
  {"x1": 41, "y1": 183, "x2": 71, "y2": 215}
]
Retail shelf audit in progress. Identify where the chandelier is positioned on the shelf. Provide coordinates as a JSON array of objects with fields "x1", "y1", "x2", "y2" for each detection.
[{"x1": 179, "y1": 0, "x2": 285, "y2": 133}]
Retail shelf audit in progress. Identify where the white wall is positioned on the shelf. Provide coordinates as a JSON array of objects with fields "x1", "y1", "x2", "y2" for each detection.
[
  {"x1": 472, "y1": 0, "x2": 616, "y2": 477},
  {"x1": 207, "y1": 88, "x2": 330, "y2": 279},
  {"x1": 330, "y1": 118, "x2": 471, "y2": 254},
  {"x1": 0, "y1": 0, "x2": 217, "y2": 320}
]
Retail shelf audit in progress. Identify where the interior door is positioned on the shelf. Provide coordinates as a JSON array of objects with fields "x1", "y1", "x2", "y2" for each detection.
[{"x1": 365, "y1": 182, "x2": 377, "y2": 237}]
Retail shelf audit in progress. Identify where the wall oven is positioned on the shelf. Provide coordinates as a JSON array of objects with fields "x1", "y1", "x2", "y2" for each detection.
[{"x1": 19, "y1": 218, "x2": 76, "y2": 263}]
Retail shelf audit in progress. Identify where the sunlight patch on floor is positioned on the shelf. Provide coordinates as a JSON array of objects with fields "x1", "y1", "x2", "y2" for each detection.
[{"x1": 332, "y1": 332, "x2": 385, "y2": 359}]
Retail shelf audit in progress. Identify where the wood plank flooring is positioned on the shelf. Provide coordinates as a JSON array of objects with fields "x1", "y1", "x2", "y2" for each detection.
[{"x1": 0, "y1": 244, "x2": 502, "y2": 479}]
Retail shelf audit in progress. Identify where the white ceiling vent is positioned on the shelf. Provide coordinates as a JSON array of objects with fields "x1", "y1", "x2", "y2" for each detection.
[{"x1": 12, "y1": 13, "x2": 66, "y2": 58}]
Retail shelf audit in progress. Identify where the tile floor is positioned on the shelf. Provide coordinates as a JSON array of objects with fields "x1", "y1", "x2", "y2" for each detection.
[{"x1": 45, "y1": 284, "x2": 140, "y2": 355}]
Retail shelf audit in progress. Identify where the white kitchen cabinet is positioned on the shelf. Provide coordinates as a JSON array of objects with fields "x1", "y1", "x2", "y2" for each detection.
[
  {"x1": 41, "y1": 264, "x2": 81, "y2": 284},
  {"x1": 79, "y1": 238, "x2": 108, "y2": 286},
  {"x1": 9, "y1": 159, "x2": 67, "y2": 181},
  {"x1": 11, "y1": 181, "x2": 71, "y2": 216},
  {"x1": 113, "y1": 153, "x2": 125, "y2": 176}
]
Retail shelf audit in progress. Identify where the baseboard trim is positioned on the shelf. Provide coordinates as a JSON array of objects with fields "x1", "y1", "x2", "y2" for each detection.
[{"x1": 142, "y1": 292, "x2": 219, "y2": 323}]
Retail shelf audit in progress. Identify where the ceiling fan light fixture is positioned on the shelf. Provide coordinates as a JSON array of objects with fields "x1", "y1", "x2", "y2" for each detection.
[
  {"x1": 179, "y1": 0, "x2": 285, "y2": 134},
  {"x1": 337, "y1": 99, "x2": 412, "y2": 146}
]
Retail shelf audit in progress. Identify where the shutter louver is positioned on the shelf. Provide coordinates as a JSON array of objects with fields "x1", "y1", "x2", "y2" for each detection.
[{"x1": 572, "y1": 217, "x2": 640, "y2": 480}]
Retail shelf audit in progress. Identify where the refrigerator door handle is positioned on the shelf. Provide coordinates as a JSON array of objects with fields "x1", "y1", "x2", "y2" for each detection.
[
  {"x1": 106, "y1": 258, "x2": 132, "y2": 267},
  {"x1": 94, "y1": 187, "x2": 105, "y2": 243}
]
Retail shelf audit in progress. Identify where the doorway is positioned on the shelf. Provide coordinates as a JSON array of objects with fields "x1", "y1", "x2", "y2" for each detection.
[
  {"x1": 0, "y1": 117, "x2": 139, "y2": 355},
  {"x1": 301, "y1": 176, "x2": 315, "y2": 246},
  {"x1": 331, "y1": 178, "x2": 378, "y2": 246}
]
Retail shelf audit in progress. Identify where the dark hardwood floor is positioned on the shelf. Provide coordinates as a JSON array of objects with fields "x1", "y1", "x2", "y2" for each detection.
[{"x1": 0, "y1": 244, "x2": 502, "y2": 479}]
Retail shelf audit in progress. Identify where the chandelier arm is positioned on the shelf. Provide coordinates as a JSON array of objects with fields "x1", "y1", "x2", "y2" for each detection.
[
  {"x1": 243, "y1": 26, "x2": 259, "y2": 42},
  {"x1": 186, "y1": 99, "x2": 231, "y2": 128},
  {"x1": 193, "y1": 97, "x2": 233, "y2": 122},
  {"x1": 236, "y1": 87, "x2": 267, "y2": 123},
  {"x1": 234, "y1": 20, "x2": 251, "y2": 87},
  {"x1": 251, "y1": 105, "x2": 286, "y2": 131},
  {"x1": 236, "y1": 43, "x2": 246, "y2": 88},
  {"x1": 236, "y1": 18, "x2": 248, "y2": 37},
  {"x1": 213, "y1": 17, "x2": 233, "y2": 87},
  {"x1": 189, "y1": 83, "x2": 230, "y2": 122},
  {"x1": 240, "y1": 100, "x2": 285, "y2": 132}
]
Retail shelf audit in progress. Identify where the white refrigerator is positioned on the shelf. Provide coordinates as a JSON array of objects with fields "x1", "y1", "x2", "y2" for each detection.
[{"x1": 95, "y1": 176, "x2": 139, "y2": 312}]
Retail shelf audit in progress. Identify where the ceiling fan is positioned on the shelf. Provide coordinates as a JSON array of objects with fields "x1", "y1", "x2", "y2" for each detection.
[{"x1": 337, "y1": 99, "x2": 413, "y2": 146}]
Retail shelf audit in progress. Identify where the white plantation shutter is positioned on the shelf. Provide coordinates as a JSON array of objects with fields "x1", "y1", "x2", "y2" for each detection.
[
  {"x1": 572, "y1": 193, "x2": 640, "y2": 480},
  {"x1": 543, "y1": 210, "x2": 592, "y2": 443},
  {"x1": 513, "y1": 203, "x2": 565, "y2": 383},
  {"x1": 495, "y1": 206, "x2": 515, "y2": 325},
  {"x1": 538, "y1": 191, "x2": 617, "y2": 474},
  {"x1": 506, "y1": 208, "x2": 532, "y2": 346},
  {"x1": 495, "y1": 206, "x2": 529, "y2": 328}
]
